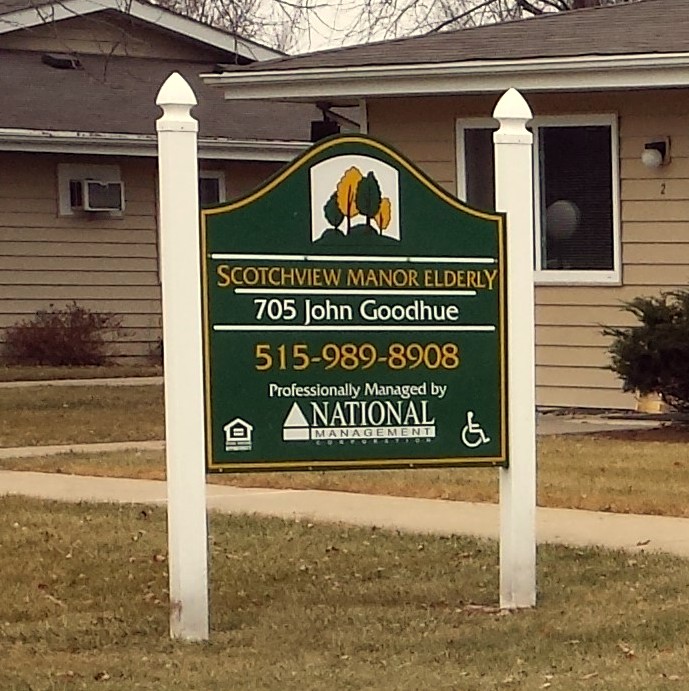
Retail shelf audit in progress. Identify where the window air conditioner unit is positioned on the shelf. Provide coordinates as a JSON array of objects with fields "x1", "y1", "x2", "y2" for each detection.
[{"x1": 70, "y1": 179, "x2": 124, "y2": 212}]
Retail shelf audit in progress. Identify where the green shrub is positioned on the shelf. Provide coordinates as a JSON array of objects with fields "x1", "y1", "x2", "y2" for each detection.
[
  {"x1": 605, "y1": 291, "x2": 689, "y2": 412},
  {"x1": 3, "y1": 302, "x2": 123, "y2": 366}
]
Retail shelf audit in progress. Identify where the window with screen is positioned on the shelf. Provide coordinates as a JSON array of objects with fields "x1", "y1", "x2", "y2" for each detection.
[
  {"x1": 457, "y1": 115, "x2": 620, "y2": 284},
  {"x1": 538, "y1": 125, "x2": 614, "y2": 272}
]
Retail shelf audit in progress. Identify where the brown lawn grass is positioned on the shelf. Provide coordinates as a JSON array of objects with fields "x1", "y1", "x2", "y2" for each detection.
[
  {"x1": 1, "y1": 496, "x2": 688, "y2": 690},
  {"x1": 0, "y1": 386, "x2": 164, "y2": 447},
  {"x1": 3, "y1": 427, "x2": 689, "y2": 517},
  {"x1": 0, "y1": 364, "x2": 162, "y2": 382}
]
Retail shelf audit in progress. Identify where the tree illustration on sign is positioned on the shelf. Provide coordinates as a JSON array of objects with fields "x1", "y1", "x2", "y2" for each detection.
[
  {"x1": 336, "y1": 166, "x2": 362, "y2": 234},
  {"x1": 318, "y1": 165, "x2": 394, "y2": 245},
  {"x1": 355, "y1": 172, "x2": 382, "y2": 231},
  {"x1": 323, "y1": 192, "x2": 344, "y2": 230},
  {"x1": 374, "y1": 198, "x2": 392, "y2": 233}
]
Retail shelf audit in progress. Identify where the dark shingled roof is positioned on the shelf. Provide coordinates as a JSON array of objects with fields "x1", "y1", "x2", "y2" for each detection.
[
  {"x1": 1, "y1": 50, "x2": 319, "y2": 139},
  {"x1": 241, "y1": 0, "x2": 688, "y2": 71}
]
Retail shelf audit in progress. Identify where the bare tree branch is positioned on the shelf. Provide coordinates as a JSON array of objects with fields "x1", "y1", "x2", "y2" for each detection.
[
  {"x1": 148, "y1": 0, "x2": 638, "y2": 53},
  {"x1": 427, "y1": 0, "x2": 500, "y2": 33}
]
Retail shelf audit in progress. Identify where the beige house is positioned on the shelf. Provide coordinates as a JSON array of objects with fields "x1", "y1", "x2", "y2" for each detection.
[
  {"x1": 0, "y1": 0, "x2": 323, "y2": 361},
  {"x1": 205, "y1": 0, "x2": 689, "y2": 409}
]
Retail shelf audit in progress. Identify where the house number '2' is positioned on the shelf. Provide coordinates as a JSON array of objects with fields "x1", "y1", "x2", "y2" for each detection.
[{"x1": 661, "y1": 183, "x2": 666, "y2": 195}]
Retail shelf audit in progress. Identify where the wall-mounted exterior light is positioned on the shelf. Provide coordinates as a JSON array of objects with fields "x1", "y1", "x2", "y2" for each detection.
[{"x1": 641, "y1": 137, "x2": 671, "y2": 168}]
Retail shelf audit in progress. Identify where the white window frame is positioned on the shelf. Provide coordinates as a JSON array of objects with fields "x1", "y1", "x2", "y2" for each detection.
[
  {"x1": 533, "y1": 114, "x2": 620, "y2": 285},
  {"x1": 456, "y1": 114, "x2": 621, "y2": 285},
  {"x1": 199, "y1": 170, "x2": 227, "y2": 206},
  {"x1": 57, "y1": 163, "x2": 123, "y2": 217},
  {"x1": 455, "y1": 117, "x2": 498, "y2": 204}
]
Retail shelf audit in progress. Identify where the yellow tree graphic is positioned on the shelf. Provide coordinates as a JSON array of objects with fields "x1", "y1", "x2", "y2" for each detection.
[
  {"x1": 336, "y1": 166, "x2": 363, "y2": 234},
  {"x1": 374, "y1": 197, "x2": 392, "y2": 234}
]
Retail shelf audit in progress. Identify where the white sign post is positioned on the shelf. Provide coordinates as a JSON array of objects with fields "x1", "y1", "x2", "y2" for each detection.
[
  {"x1": 493, "y1": 88, "x2": 537, "y2": 609},
  {"x1": 156, "y1": 72, "x2": 210, "y2": 640}
]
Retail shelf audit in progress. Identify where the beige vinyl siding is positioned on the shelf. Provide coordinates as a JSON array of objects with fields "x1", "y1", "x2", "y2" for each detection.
[
  {"x1": 368, "y1": 89, "x2": 689, "y2": 409},
  {"x1": 0, "y1": 12, "x2": 227, "y2": 60},
  {"x1": 0, "y1": 151, "x2": 161, "y2": 362},
  {"x1": 0, "y1": 153, "x2": 285, "y2": 362}
]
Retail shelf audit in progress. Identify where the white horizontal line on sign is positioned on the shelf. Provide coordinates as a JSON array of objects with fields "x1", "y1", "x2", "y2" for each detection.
[
  {"x1": 213, "y1": 324, "x2": 496, "y2": 332},
  {"x1": 210, "y1": 253, "x2": 496, "y2": 264},
  {"x1": 235, "y1": 288, "x2": 478, "y2": 296}
]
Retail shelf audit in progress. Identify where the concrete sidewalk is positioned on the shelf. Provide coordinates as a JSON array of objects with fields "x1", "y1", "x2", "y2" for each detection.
[{"x1": 2, "y1": 469, "x2": 688, "y2": 557}]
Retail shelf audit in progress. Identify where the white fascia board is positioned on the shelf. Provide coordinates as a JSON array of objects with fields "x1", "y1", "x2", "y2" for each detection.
[
  {"x1": 0, "y1": 129, "x2": 307, "y2": 161},
  {"x1": 202, "y1": 52, "x2": 689, "y2": 103},
  {"x1": 128, "y1": 2, "x2": 282, "y2": 62},
  {"x1": 0, "y1": 0, "x2": 102, "y2": 34},
  {"x1": 0, "y1": 0, "x2": 282, "y2": 62}
]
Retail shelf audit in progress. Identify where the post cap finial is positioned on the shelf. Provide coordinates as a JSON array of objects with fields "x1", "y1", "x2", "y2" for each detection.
[
  {"x1": 493, "y1": 87, "x2": 533, "y2": 122},
  {"x1": 156, "y1": 72, "x2": 197, "y2": 108}
]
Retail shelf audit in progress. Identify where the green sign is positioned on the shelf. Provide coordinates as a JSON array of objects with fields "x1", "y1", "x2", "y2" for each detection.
[{"x1": 201, "y1": 135, "x2": 507, "y2": 472}]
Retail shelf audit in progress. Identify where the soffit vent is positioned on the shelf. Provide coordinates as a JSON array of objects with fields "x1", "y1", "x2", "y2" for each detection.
[{"x1": 42, "y1": 53, "x2": 82, "y2": 70}]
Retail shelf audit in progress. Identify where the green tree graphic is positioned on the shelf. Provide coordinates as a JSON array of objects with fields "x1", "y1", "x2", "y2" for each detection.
[
  {"x1": 355, "y1": 172, "x2": 382, "y2": 231},
  {"x1": 323, "y1": 192, "x2": 344, "y2": 229}
]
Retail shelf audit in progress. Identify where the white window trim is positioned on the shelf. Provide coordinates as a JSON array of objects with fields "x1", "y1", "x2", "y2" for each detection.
[
  {"x1": 532, "y1": 114, "x2": 620, "y2": 285},
  {"x1": 455, "y1": 113, "x2": 621, "y2": 286},
  {"x1": 199, "y1": 170, "x2": 227, "y2": 205},
  {"x1": 358, "y1": 99, "x2": 369, "y2": 135}
]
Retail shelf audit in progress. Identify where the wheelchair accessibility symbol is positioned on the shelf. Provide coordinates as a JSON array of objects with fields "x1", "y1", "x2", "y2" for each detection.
[{"x1": 461, "y1": 411, "x2": 491, "y2": 448}]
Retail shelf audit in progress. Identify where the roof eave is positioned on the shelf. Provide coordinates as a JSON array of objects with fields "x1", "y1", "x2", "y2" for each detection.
[
  {"x1": 0, "y1": 128, "x2": 308, "y2": 160},
  {"x1": 0, "y1": 0, "x2": 283, "y2": 62},
  {"x1": 202, "y1": 52, "x2": 689, "y2": 105}
]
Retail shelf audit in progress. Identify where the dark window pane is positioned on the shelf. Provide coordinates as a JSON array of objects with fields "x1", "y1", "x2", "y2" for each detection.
[
  {"x1": 199, "y1": 177, "x2": 221, "y2": 208},
  {"x1": 539, "y1": 125, "x2": 613, "y2": 270},
  {"x1": 69, "y1": 179, "x2": 83, "y2": 207},
  {"x1": 463, "y1": 128, "x2": 495, "y2": 212}
]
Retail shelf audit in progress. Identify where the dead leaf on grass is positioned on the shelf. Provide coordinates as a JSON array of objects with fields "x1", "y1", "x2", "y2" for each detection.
[
  {"x1": 462, "y1": 604, "x2": 502, "y2": 615},
  {"x1": 94, "y1": 671, "x2": 111, "y2": 681},
  {"x1": 44, "y1": 593, "x2": 67, "y2": 608},
  {"x1": 617, "y1": 642, "x2": 635, "y2": 658},
  {"x1": 581, "y1": 672, "x2": 598, "y2": 680}
]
